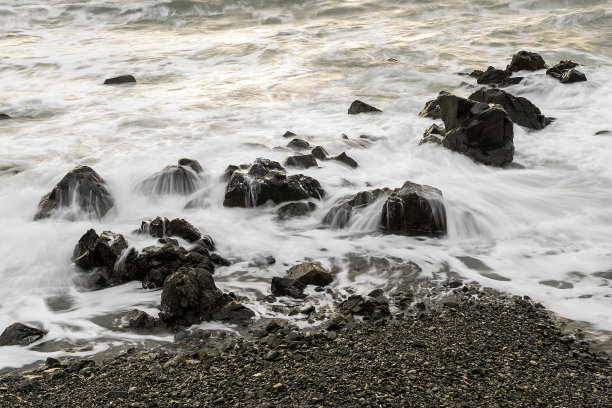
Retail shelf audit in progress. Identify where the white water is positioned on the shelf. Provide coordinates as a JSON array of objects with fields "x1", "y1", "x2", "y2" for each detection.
[{"x1": 1, "y1": 0, "x2": 611, "y2": 369}]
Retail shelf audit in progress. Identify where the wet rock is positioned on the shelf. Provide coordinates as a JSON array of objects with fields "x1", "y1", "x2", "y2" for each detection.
[
  {"x1": 277, "y1": 201, "x2": 317, "y2": 219},
  {"x1": 419, "y1": 124, "x2": 445, "y2": 145},
  {"x1": 137, "y1": 159, "x2": 202, "y2": 196},
  {"x1": 283, "y1": 154, "x2": 318, "y2": 169},
  {"x1": 594, "y1": 130, "x2": 611, "y2": 136},
  {"x1": 287, "y1": 263, "x2": 333, "y2": 287},
  {"x1": 223, "y1": 158, "x2": 324, "y2": 207},
  {"x1": 338, "y1": 295, "x2": 390, "y2": 317},
  {"x1": 419, "y1": 92, "x2": 450, "y2": 119},
  {"x1": 0, "y1": 323, "x2": 47, "y2": 346},
  {"x1": 561, "y1": 68, "x2": 587, "y2": 83},
  {"x1": 546, "y1": 60, "x2": 587, "y2": 83},
  {"x1": 210, "y1": 253, "x2": 231, "y2": 267},
  {"x1": 331, "y1": 152, "x2": 358, "y2": 168},
  {"x1": 124, "y1": 310, "x2": 157, "y2": 330},
  {"x1": 506, "y1": 50, "x2": 547, "y2": 72},
  {"x1": 271, "y1": 277, "x2": 306, "y2": 299},
  {"x1": 282, "y1": 131, "x2": 296, "y2": 138},
  {"x1": 469, "y1": 66, "x2": 523, "y2": 87},
  {"x1": 0, "y1": 113, "x2": 11, "y2": 120},
  {"x1": 73, "y1": 229, "x2": 128, "y2": 272},
  {"x1": 160, "y1": 267, "x2": 252, "y2": 329},
  {"x1": 103, "y1": 75, "x2": 136, "y2": 85},
  {"x1": 439, "y1": 93, "x2": 514, "y2": 166},
  {"x1": 311, "y1": 146, "x2": 329, "y2": 160},
  {"x1": 248, "y1": 255, "x2": 276, "y2": 267},
  {"x1": 211, "y1": 299, "x2": 255, "y2": 326},
  {"x1": 469, "y1": 88, "x2": 552, "y2": 130},
  {"x1": 348, "y1": 100, "x2": 382, "y2": 114},
  {"x1": 222, "y1": 163, "x2": 250, "y2": 182},
  {"x1": 323, "y1": 188, "x2": 390, "y2": 228},
  {"x1": 286, "y1": 139, "x2": 311, "y2": 150},
  {"x1": 140, "y1": 216, "x2": 214, "y2": 248},
  {"x1": 381, "y1": 181, "x2": 447, "y2": 236},
  {"x1": 35, "y1": 165, "x2": 114, "y2": 220}
]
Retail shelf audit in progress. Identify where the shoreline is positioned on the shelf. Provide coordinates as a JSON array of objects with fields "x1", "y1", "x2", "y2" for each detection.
[{"x1": 1, "y1": 282, "x2": 610, "y2": 407}]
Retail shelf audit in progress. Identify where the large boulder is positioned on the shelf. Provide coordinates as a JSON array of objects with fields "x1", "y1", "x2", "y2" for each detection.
[
  {"x1": 469, "y1": 88, "x2": 552, "y2": 130},
  {"x1": 506, "y1": 51, "x2": 547, "y2": 72},
  {"x1": 348, "y1": 100, "x2": 382, "y2": 115},
  {"x1": 159, "y1": 267, "x2": 253, "y2": 328},
  {"x1": 287, "y1": 263, "x2": 333, "y2": 287},
  {"x1": 73, "y1": 229, "x2": 128, "y2": 272},
  {"x1": 439, "y1": 93, "x2": 514, "y2": 166},
  {"x1": 223, "y1": 158, "x2": 324, "y2": 207},
  {"x1": 137, "y1": 159, "x2": 202, "y2": 196},
  {"x1": 35, "y1": 165, "x2": 114, "y2": 220},
  {"x1": 323, "y1": 188, "x2": 390, "y2": 228},
  {"x1": 469, "y1": 66, "x2": 522, "y2": 87},
  {"x1": 546, "y1": 60, "x2": 587, "y2": 83},
  {"x1": 381, "y1": 181, "x2": 447, "y2": 236},
  {"x1": 0, "y1": 323, "x2": 47, "y2": 346}
]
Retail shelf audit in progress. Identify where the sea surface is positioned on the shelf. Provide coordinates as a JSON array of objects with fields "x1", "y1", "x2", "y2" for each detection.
[{"x1": 1, "y1": 0, "x2": 611, "y2": 369}]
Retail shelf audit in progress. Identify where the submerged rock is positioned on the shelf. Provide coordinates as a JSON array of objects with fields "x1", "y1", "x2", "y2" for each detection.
[
  {"x1": 439, "y1": 93, "x2": 514, "y2": 166},
  {"x1": 282, "y1": 130, "x2": 297, "y2": 138},
  {"x1": 381, "y1": 181, "x2": 447, "y2": 236},
  {"x1": 546, "y1": 60, "x2": 586, "y2": 83},
  {"x1": 277, "y1": 201, "x2": 317, "y2": 220},
  {"x1": 35, "y1": 165, "x2": 114, "y2": 220},
  {"x1": 469, "y1": 66, "x2": 522, "y2": 87},
  {"x1": 311, "y1": 146, "x2": 330, "y2": 160},
  {"x1": 137, "y1": 159, "x2": 202, "y2": 196},
  {"x1": 323, "y1": 188, "x2": 390, "y2": 228},
  {"x1": 223, "y1": 158, "x2": 324, "y2": 207},
  {"x1": 0, "y1": 323, "x2": 47, "y2": 346},
  {"x1": 103, "y1": 75, "x2": 136, "y2": 85},
  {"x1": 286, "y1": 139, "x2": 311, "y2": 150},
  {"x1": 331, "y1": 152, "x2": 358, "y2": 168},
  {"x1": 0, "y1": 113, "x2": 11, "y2": 120},
  {"x1": 283, "y1": 154, "x2": 318, "y2": 169},
  {"x1": 159, "y1": 267, "x2": 253, "y2": 329},
  {"x1": 469, "y1": 88, "x2": 552, "y2": 130},
  {"x1": 506, "y1": 50, "x2": 547, "y2": 72},
  {"x1": 348, "y1": 100, "x2": 382, "y2": 115}
]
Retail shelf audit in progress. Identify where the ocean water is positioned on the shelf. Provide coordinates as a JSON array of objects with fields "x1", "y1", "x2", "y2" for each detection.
[{"x1": 1, "y1": 0, "x2": 611, "y2": 369}]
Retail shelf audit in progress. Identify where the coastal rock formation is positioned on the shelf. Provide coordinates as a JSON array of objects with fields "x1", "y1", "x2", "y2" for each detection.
[
  {"x1": 348, "y1": 100, "x2": 382, "y2": 115},
  {"x1": 159, "y1": 267, "x2": 253, "y2": 328},
  {"x1": 271, "y1": 277, "x2": 307, "y2": 299},
  {"x1": 506, "y1": 50, "x2": 547, "y2": 72},
  {"x1": 469, "y1": 88, "x2": 552, "y2": 130},
  {"x1": 381, "y1": 181, "x2": 447, "y2": 236},
  {"x1": 310, "y1": 146, "x2": 358, "y2": 168},
  {"x1": 73, "y1": 229, "x2": 128, "y2": 271},
  {"x1": 546, "y1": 61, "x2": 587, "y2": 83},
  {"x1": 137, "y1": 159, "x2": 202, "y2": 196},
  {"x1": 0, "y1": 323, "x2": 47, "y2": 346},
  {"x1": 276, "y1": 201, "x2": 317, "y2": 219},
  {"x1": 469, "y1": 66, "x2": 523, "y2": 87},
  {"x1": 323, "y1": 188, "x2": 390, "y2": 228},
  {"x1": 223, "y1": 158, "x2": 324, "y2": 207},
  {"x1": 35, "y1": 165, "x2": 114, "y2": 220},
  {"x1": 283, "y1": 154, "x2": 318, "y2": 169},
  {"x1": 139, "y1": 216, "x2": 214, "y2": 248},
  {"x1": 103, "y1": 75, "x2": 136, "y2": 85},
  {"x1": 439, "y1": 93, "x2": 514, "y2": 166},
  {"x1": 287, "y1": 263, "x2": 333, "y2": 287},
  {"x1": 419, "y1": 124, "x2": 445, "y2": 145},
  {"x1": 418, "y1": 91, "x2": 449, "y2": 119}
]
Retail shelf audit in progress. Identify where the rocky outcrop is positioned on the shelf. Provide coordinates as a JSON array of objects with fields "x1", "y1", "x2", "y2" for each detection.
[
  {"x1": 223, "y1": 158, "x2": 324, "y2": 207},
  {"x1": 439, "y1": 93, "x2": 514, "y2": 166},
  {"x1": 546, "y1": 61, "x2": 587, "y2": 83},
  {"x1": 469, "y1": 66, "x2": 522, "y2": 87},
  {"x1": 287, "y1": 263, "x2": 333, "y2": 287},
  {"x1": 0, "y1": 323, "x2": 47, "y2": 346},
  {"x1": 506, "y1": 51, "x2": 547, "y2": 72},
  {"x1": 419, "y1": 124, "x2": 445, "y2": 145},
  {"x1": 35, "y1": 165, "x2": 114, "y2": 220},
  {"x1": 348, "y1": 100, "x2": 382, "y2": 115},
  {"x1": 323, "y1": 188, "x2": 390, "y2": 228},
  {"x1": 103, "y1": 75, "x2": 136, "y2": 85},
  {"x1": 73, "y1": 229, "x2": 128, "y2": 271},
  {"x1": 469, "y1": 88, "x2": 552, "y2": 130},
  {"x1": 277, "y1": 201, "x2": 317, "y2": 220},
  {"x1": 418, "y1": 91, "x2": 449, "y2": 119},
  {"x1": 159, "y1": 267, "x2": 253, "y2": 329},
  {"x1": 137, "y1": 159, "x2": 202, "y2": 196},
  {"x1": 139, "y1": 216, "x2": 214, "y2": 248},
  {"x1": 381, "y1": 181, "x2": 447, "y2": 236},
  {"x1": 283, "y1": 154, "x2": 318, "y2": 169}
]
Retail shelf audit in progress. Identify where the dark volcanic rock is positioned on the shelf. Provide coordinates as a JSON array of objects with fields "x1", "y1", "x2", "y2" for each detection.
[
  {"x1": 137, "y1": 159, "x2": 202, "y2": 196},
  {"x1": 338, "y1": 295, "x2": 390, "y2": 317},
  {"x1": 283, "y1": 154, "x2": 318, "y2": 169},
  {"x1": 103, "y1": 75, "x2": 136, "y2": 85},
  {"x1": 223, "y1": 158, "x2": 324, "y2": 207},
  {"x1": 331, "y1": 152, "x2": 358, "y2": 168},
  {"x1": 0, "y1": 323, "x2": 47, "y2": 346},
  {"x1": 124, "y1": 310, "x2": 157, "y2": 330},
  {"x1": 419, "y1": 91, "x2": 450, "y2": 119},
  {"x1": 506, "y1": 50, "x2": 547, "y2": 72},
  {"x1": 469, "y1": 88, "x2": 552, "y2": 130},
  {"x1": 277, "y1": 201, "x2": 317, "y2": 220},
  {"x1": 439, "y1": 93, "x2": 514, "y2": 166},
  {"x1": 35, "y1": 165, "x2": 114, "y2": 220},
  {"x1": 73, "y1": 229, "x2": 128, "y2": 272},
  {"x1": 270, "y1": 277, "x2": 306, "y2": 299},
  {"x1": 470, "y1": 66, "x2": 523, "y2": 87},
  {"x1": 287, "y1": 263, "x2": 332, "y2": 287},
  {"x1": 159, "y1": 267, "x2": 252, "y2": 329},
  {"x1": 286, "y1": 139, "x2": 311, "y2": 150},
  {"x1": 348, "y1": 100, "x2": 382, "y2": 115},
  {"x1": 323, "y1": 188, "x2": 390, "y2": 228},
  {"x1": 546, "y1": 60, "x2": 587, "y2": 83},
  {"x1": 561, "y1": 68, "x2": 587, "y2": 83},
  {"x1": 311, "y1": 146, "x2": 329, "y2": 160},
  {"x1": 419, "y1": 124, "x2": 445, "y2": 145},
  {"x1": 0, "y1": 113, "x2": 11, "y2": 120},
  {"x1": 381, "y1": 181, "x2": 446, "y2": 236}
]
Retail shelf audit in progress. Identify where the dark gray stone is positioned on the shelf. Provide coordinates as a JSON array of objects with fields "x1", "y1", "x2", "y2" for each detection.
[
  {"x1": 331, "y1": 152, "x2": 358, "y2": 168},
  {"x1": 348, "y1": 100, "x2": 382, "y2": 114},
  {"x1": 103, "y1": 75, "x2": 136, "y2": 85},
  {"x1": 0, "y1": 323, "x2": 47, "y2": 346},
  {"x1": 137, "y1": 159, "x2": 202, "y2": 196},
  {"x1": 506, "y1": 51, "x2": 547, "y2": 72},
  {"x1": 271, "y1": 277, "x2": 306, "y2": 299},
  {"x1": 469, "y1": 66, "x2": 523, "y2": 87},
  {"x1": 283, "y1": 154, "x2": 318, "y2": 169},
  {"x1": 277, "y1": 201, "x2": 317, "y2": 220},
  {"x1": 323, "y1": 188, "x2": 390, "y2": 228},
  {"x1": 287, "y1": 263, "x2": 332, "y2": 287},
  {"x1": 311, "y1": 146, "x2": 329, "y2": 160},
  {"x1": 287, "y1": 139, "x2": 311, "y2": 150}
]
